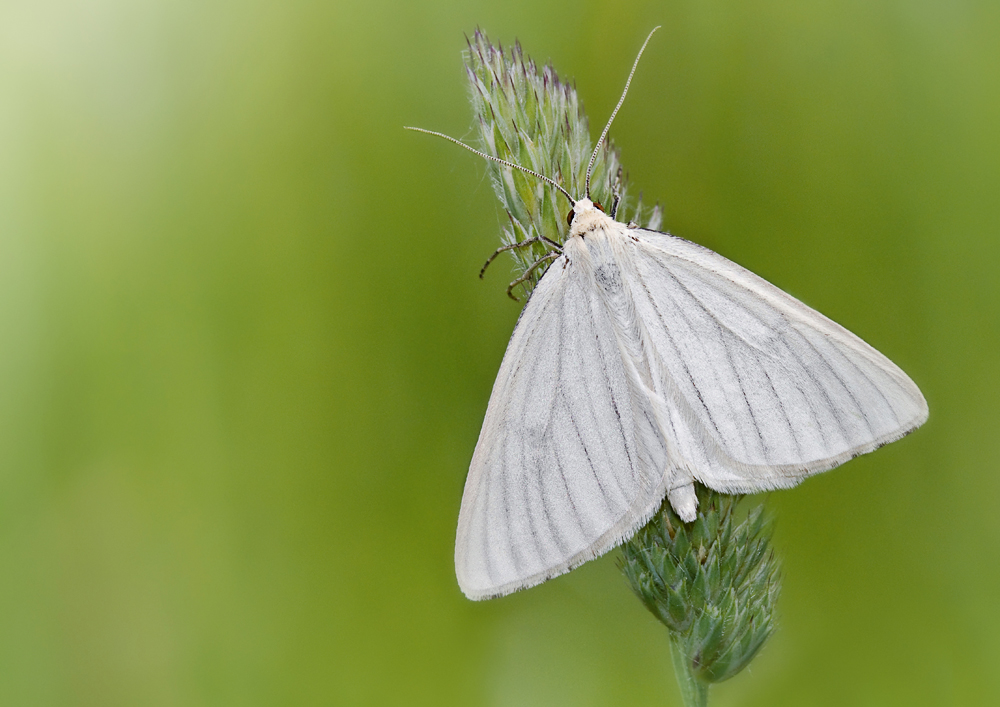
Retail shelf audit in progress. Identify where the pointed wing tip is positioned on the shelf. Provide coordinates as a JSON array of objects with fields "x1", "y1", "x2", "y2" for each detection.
[
  {"x1": 455, "y1": 569, "x2": 491, "y2": 601},
  {"x1": 916, "y1": 395, "x2": 930, "y2": 426},
  {"x1": 454, "y1": 550, "x2": 530, "y2": 601},
  {"x1": 900, "y1": 404, "x2": 929, "y2": 440},
  {"x1": 895, "y1": 384, "x2": 929, "y2": 437}
]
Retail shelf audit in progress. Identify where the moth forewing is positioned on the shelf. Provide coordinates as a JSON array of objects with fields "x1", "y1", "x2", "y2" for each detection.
[
  {"x1": 623, "y1": 225, "x2": 928, "y2": 489},
  {"x1": 455, "y1": 232, "x2": 674, "y2": 600}
]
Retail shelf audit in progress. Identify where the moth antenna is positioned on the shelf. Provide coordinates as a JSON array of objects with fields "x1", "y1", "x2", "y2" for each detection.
[
  {"x1": 405, "y1": 126, "x2": 576, "y2": 206},
  {"x1": 585, "y1": 26, "x2": 660, "y2": 200}
]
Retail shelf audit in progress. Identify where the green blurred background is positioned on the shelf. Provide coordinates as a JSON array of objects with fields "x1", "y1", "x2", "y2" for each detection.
[{"x1": 1, "y1": 0, "x2": 997, "y2": 705}]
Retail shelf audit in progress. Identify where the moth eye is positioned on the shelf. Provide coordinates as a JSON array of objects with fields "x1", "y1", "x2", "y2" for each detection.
[
  {"x1": 594, "y1": 201, "x2": 605, "y2": 213},
  {"x1": 566, "y1": 209, "x2": 575, "y2": 226}
]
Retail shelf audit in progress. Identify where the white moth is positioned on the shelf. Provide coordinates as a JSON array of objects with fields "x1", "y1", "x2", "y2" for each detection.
[{"x1": 409, "y1": 28, "x2": 927, "y2": 601}]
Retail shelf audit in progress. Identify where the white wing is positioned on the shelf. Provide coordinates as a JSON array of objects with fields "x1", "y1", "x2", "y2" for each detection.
[
  {"x1": 457, "y1": 254, "x2": 670, "y2": 600},
  {"x1": 627, "y1": 228, "x2": 928, "y2": 492}
]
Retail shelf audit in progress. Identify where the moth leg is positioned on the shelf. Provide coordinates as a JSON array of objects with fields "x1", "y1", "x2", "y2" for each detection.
[
  {"x1": 481, "y1": 239, "x2": 540, "y2": 279},
  {"x1": 480, "y1": 236, "x2": 562, "y2": 279},
  {"x1": 506, "y1": 252, "x2": 559, "y2": 302}
]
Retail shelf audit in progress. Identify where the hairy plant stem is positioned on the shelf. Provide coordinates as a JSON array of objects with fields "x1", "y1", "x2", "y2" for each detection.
[{"x1": 670, "y1": 637, "x2": 709, "y2": 707}]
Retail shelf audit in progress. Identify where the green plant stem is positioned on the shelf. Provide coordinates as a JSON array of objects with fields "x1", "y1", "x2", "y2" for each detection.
[{"x1": 669, "y1": 637, "x2": 709, "y2": 707}]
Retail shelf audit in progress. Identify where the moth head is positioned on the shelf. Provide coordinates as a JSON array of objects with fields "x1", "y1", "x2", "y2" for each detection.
[
  {"x1": 566, "y1": 198, "x2": 610, "y2": 237},
  {"x1": 566, "y1": 198, "x2": 605, "y2": 226}
]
